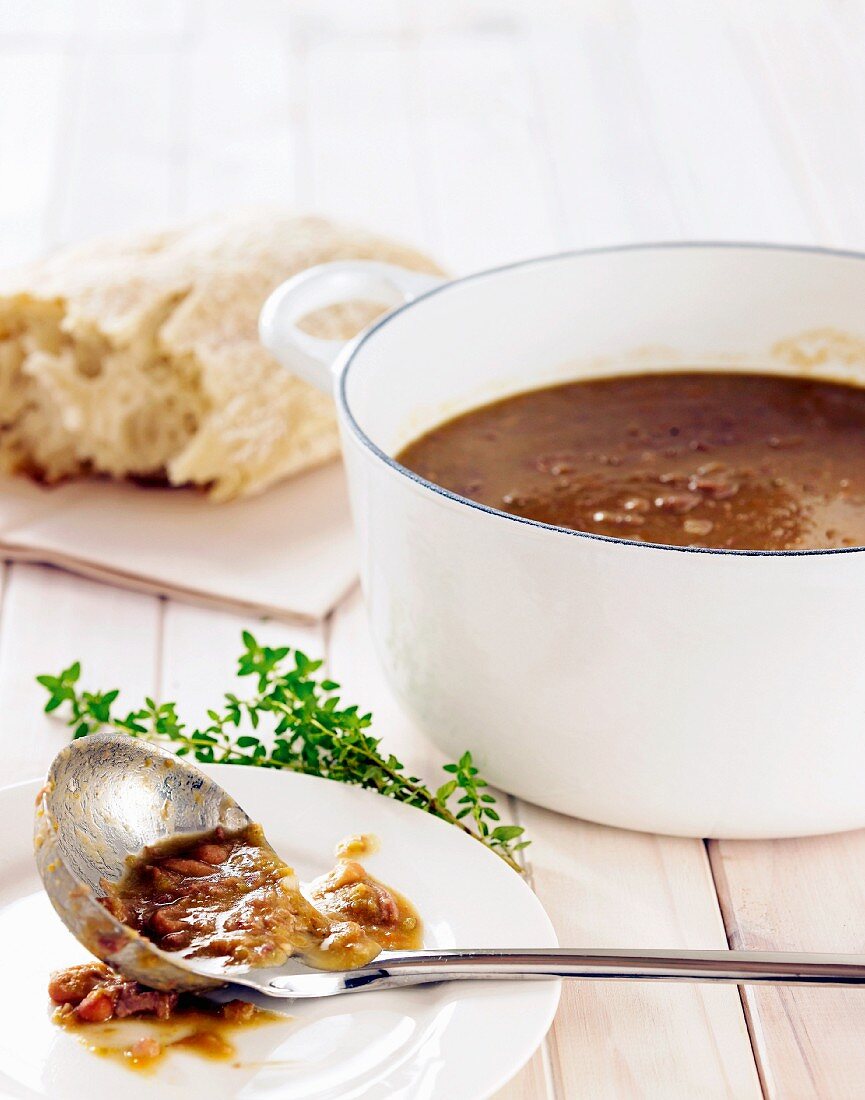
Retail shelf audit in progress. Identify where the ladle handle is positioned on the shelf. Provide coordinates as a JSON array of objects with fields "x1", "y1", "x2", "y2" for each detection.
[
  {"x1": 369, "y1": 948, "x2": 865, "y2": 986},
  {"x1": 259, "y1": 948, "x2": 865, "y2": 999}
]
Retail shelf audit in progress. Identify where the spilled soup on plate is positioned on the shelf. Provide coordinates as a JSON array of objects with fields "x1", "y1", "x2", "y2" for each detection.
[{"x1": 49, "y1": 826, "x2": 421, "y2": 1070}]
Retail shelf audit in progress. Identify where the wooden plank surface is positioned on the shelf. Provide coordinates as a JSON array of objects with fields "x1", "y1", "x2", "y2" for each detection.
[
  {"x1": 524, "y1": 806, "x2": 761, "y2": 1099},
  {"x1": 0, "y1": 564, "x2": 160, "y2": 783},
  {"x1": 710, "y1": 833, "x2": 865, "y2": 1099},
  {"x1": 160, "y1": 600, "x2": 323, "y2": 727},
  {"x1": 0, "y1": 47, "x2": 66, "y2": 264},
  {"x1": 3, "y1": 1, "x2": 865, "y2": 1095},
  {"x1": 184, "y1": 11, "x2": 303, "y2": 215}
]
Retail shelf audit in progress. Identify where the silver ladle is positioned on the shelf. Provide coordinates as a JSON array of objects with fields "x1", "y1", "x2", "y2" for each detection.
[{"x1": 35, "y1": 732, "x2": 865, "y2": 999}]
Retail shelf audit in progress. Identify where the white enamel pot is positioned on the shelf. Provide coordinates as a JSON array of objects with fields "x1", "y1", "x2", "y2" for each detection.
[{"x1": 260, "y1": 244, "x2": 865, "y2": 839}]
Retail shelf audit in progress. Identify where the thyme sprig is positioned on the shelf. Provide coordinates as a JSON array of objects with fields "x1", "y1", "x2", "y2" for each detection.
[{"x1": 38, "y1": 631, "x2": 528, "y2": 871}]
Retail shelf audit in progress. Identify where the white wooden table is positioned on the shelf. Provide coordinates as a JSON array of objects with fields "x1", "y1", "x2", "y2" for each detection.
[{"x1": 2, "y1": 2, "x2": 865, "y2": 1095}]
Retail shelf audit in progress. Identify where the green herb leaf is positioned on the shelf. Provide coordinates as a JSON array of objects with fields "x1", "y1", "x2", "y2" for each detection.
[{"x1": 37, "y1": 631, "x2": 528, "y2": 871}]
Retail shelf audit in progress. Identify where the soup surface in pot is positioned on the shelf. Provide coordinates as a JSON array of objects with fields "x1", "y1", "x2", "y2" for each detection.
[{"x1": 396, "y1": 372, "x2": 865, "y2": 551}]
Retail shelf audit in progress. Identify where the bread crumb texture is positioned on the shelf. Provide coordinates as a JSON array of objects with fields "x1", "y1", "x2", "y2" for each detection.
[{"x1": 0, "y1": 211, "x2": 441, "y2": 500}]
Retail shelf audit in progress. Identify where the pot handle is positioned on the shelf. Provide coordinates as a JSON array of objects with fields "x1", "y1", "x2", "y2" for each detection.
[{"x1": 259, "y1": 260, "x2": 447, "y2": 393}]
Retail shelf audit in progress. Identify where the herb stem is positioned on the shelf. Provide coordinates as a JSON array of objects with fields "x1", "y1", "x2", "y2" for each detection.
[{"x1": 37, "y1": 633, "x2": 528, "y2": 871}]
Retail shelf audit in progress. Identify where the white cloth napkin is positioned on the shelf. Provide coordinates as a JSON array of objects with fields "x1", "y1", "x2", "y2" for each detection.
[{"x1": 0, "y1": 463, "x2": 358, "y2": 621}]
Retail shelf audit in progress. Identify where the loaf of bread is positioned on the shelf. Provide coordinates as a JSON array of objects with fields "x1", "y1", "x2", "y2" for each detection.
[{"x1": 0, "y1": 212, "x2": 441, "y2": 500}]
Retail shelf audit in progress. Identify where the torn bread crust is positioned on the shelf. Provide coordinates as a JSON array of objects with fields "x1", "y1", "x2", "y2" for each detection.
[{"x1": 0, "y1": 212, "x2": 442, "y2": 501}]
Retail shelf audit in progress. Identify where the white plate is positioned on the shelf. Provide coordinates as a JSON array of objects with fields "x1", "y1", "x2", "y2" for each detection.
[{"x1": 0, "y1": 767, "x2": 559, "y2": 1100}]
